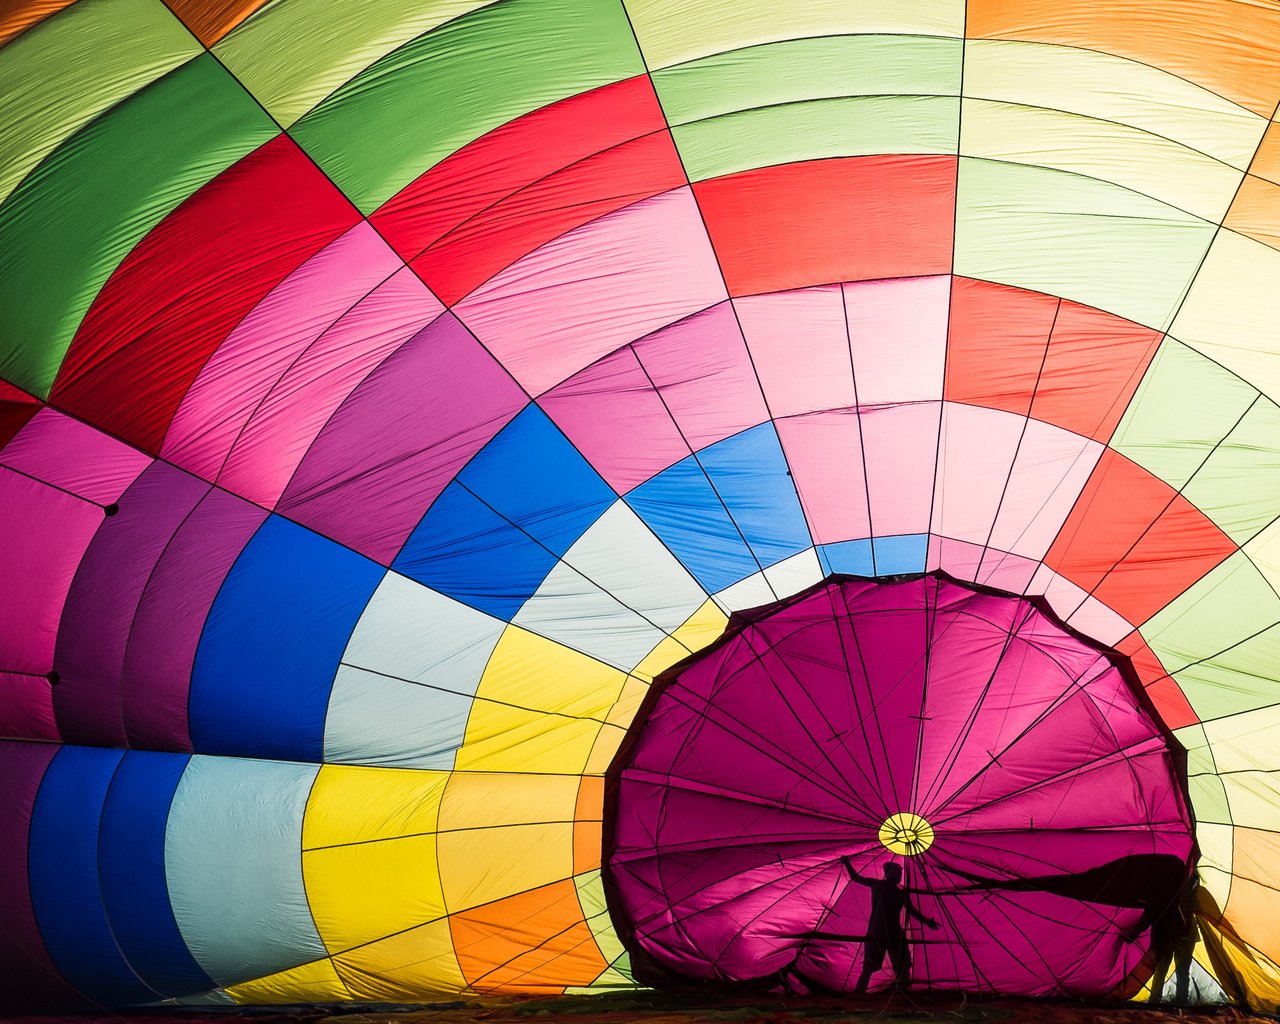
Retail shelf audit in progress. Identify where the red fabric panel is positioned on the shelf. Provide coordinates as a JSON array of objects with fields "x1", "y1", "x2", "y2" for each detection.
[
  {"x1": 1116, "y1": 630, "x2": 1199, "y2": 730},
  {"x1": 691, "y1": 155, "x2": 956, "y2": 296},
  {"x1": 51, "y1": 135, "x2": 359, "y2": 455},
  {"x1": 411, "y1": 131, "x2": 686, "y2": 306},
  {"x1": 371, "y1": 76, "x2": 670, "y2": 267},
  {"x1": 1045, "y1": 449, "x2": 1236, "y2": 624},
  {"x1": 945, "y1": 277, "x2": 1058, "y2": 415},
  {"x1": 1030, "y1": 302, "x2": 1164, "y2": 442},
  {"x1": 945, "y1": 278, "x2": 1163, "y2": 442},
  {"x1": 0, "y1": 380, "x2": 41, "y2": 450}
]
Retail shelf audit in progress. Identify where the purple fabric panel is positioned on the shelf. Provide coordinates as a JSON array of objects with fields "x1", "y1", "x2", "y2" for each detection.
[
  {"x1": 278, "y1": 312, "x2": 528, "y2": 564},
  {"x1": 608, "y1": 574, "x2": 1193, "y2": 997},
  {"x1": 121, "y1": 487, "x2": 268, "y2": 750},
  {"x1": 53, "y1": 463, "x2": 210, "y2": 748},
  {"x1": 0, "y1": 742, "x2": 88, "y2": 1013}
]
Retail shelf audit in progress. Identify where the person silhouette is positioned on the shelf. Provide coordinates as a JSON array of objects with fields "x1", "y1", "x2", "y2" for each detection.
[{"x1": 841, "y1": 856, "x2": 938, "y2": 992}]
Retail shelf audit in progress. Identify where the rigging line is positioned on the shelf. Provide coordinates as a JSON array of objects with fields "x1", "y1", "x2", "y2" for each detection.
[
  {"x1": 1061, "y1": 394, "x2": 1262, "y2": 626},
  {"x1": 926, "y1": 654, "x2": 1116, "y2": 810},
  {"x1": 910, "y1": 851, "x2": 1000, "y2": 994},
  {"x1": 915, "y1": 600, "x2": 1039, "y2": 812},
  {"x1": 974, "y1": 298, "x2": 1062, "y2": 582},
  {"x1": 823, "y1": 585, "x2": 891, "y2": 800},
  {"x1": 656, "y1": 670, "x2": 886, "y2": 821}
]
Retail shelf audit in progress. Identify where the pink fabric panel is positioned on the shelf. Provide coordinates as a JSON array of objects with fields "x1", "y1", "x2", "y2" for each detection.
[
  {"x1": 990, "y1": 416, "x2": 1103, "y2": 560},
  {"x1": 736, "y1": 285, "x2": 855, "y2": 417},
  {"x1": 775, "y1": 411, "x2": 870, "y2": 545},
  {"x1": 540, "y1": 346, "x2": 689, "y2": 494},
  {"x1": 928, "y1": 535, "x2": 1040, "y2": 594},
  {"x1": 454, "y1": 187, "x2": 727, "y2": 396},
  {"x1": 1030, "y1": 563, "x2": 1135, "y2": 645},
  {"x1": 931, "y1": 403, "x2": 1024, "y2": 547},
  {"x1": 1, "y1": 407, "x2": 150, "y2": 504},
  {"x1": 0, "y1": 469, "x2": 103, "y2": 683},
  {"x1": 844, "y1": 276, "x2": 949, "y2": 405},
  {"x1": 861, "y1": 401, "x2": 940, "y2": 537},
  {"x1": 161, "y1": 223, "x2": 404, "y2": 481},
  {"x1": 634, "y1": 302, "x2": 768, "y2": 453},
  {"x1": 217, "y1": 267, "x2": 444, "y2": 508}
]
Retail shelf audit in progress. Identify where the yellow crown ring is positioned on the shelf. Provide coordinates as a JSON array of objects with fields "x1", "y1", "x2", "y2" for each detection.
[{"x1": 878, "y1": 812, "x2": 934, "y2": 856}]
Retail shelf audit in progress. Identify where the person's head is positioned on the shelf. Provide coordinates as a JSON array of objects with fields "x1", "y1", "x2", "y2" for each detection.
[{"x1": 883, "y1": 861, "x2": 902, "y2": 883}]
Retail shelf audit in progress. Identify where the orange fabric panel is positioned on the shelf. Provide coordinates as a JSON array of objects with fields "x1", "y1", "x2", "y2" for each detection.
[
  {"x1": 692, "y1": 155, "x2": 956, "y2": 296},
  {"x1": 1252, "y1": 120, "x2": 1280, "y2": 187},
  {"x1": 945, "y1": 277, "x2": 1058, "y2": 416},
  {"x1": 1030, "y1": 302, "x2": 1163, "y2": 442},
  {"x1": 1225, "y1": 174, "x2": 1280, "y2": 252},
  {"x1": 450, "y1": 880, "x2": 607, "y2": 992},
  {"x1": 967, "y1": 0, "x2": 1280, "y2": 118},
  {"x1": 1226, "y1": 829, "x2": 1280, "y2": 959},
  {"x1": 1115, "y1": 630, "x2": 1198, "y2": 729},
  {"x1": 0, "y1": 0, "x2": 76, "y2": 48},
  {"x1": 165, "y1": 0, "x2": 271, "y2": 47},
  {"x1": 573, "y1": 777, "x2": 604, "y2": 874},
  {"x1": 1045, "y1": 448, "x2": 1236, "y2": 624}
]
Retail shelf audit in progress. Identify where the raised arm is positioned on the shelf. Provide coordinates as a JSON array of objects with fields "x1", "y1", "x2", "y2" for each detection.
[{"x1": 840, "y1": 855, "x2": 875, "y2": 886}]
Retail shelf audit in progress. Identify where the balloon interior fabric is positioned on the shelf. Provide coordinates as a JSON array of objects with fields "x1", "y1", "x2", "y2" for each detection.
[
  {"x1": 6, "y1": 0, "x2": 1280, "y2": 1014},
  {"x1": 606, "y1": 574, "x2": 1195, "y2": 996}
]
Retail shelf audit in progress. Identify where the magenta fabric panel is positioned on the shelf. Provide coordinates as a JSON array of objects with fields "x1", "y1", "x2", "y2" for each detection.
[
  {"x1": 279, "y1": 312, "x2": 527, "y2": 564},
  {"x1": 0, "y1": 742, "x2": 88, "y2": 1013},
  {"x1": 121, "y1": 487, "x2": 268, "y2": 749},
  {"x1": 928, "y1": 535, "x2": 1040, "y2": 594},
  {"x1": 540, "y1": 346, "x2": 691, "y2": 494},
  {"x1": 53, "y1": 462, "x2": 210, "y2": 748},
  {"x1": 2, "y1": 408, "x2": 151, "y2": 505},
  {"x1": 632, "y1": 302, "x2": 768, "y2": 454},
  {"x1": 161, "y1": 222, "x2": 404, "y2": 482},
  {"x1": 608, "y1": 574, "x2": 1193, "y2": 997},
  {"x1": 216, "y1": 266, "x2": 443, "y2": 509}
]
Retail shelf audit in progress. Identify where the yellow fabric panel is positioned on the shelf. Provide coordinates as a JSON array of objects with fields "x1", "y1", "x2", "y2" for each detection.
[
  {"x1": 1171, "y1": 231, "x2": 1280, "y2": 404},
  {"x1": 214, "y1": 0, "x2": 496, "y2": 126},
  {"x1": 333, "y1": 918, "x2": 467, "y2": 1000},
  {"x1": 966, "y1": 0, "x2": 1280, "y2": 119},
  {"x1": 630, "y1": 599, "x2": 729, "y2": 684},
  {"x1": 303, "y1": 764, "x2": 449, "y2": 848},
  {"x1": 1226, "y1": 175, "x2": 1280, "y2": 251},
  {"x1": 964, "y1": 39, "x2": 1265, "y2": 170},
  {"x1": 226, "y1": 956, "x2": 350, "y2": 1003},
  {"x1": 623, "y1": 0, "x2": 962, "y2": 69},
  {"x1": 437, "y1": 773, "x2": 577, "y2": 911},
  {"x1": 305, "y1": 835, "x2": 445, "y2": 953},
  {"x1": 1198, "y1": 821, "x2": 1236, "y2": 911},
  {"x1": 1198, "y1": 914, "x2": 1280, "y2": 1011},
  {"x1": 585, "y1": 723, "x2": 628, "y2": 776},
  {"x1": 1245, "y1": 517, "x2": 1280, "y2": 596},
  {"x1": 455, "y1": 625, "x2": 627, "y2": 773},
  {"x1": 962, "y1": 98, "x2": 1240, "y2": 222},
  {"x1": 1222, "y1": 771, "x2": 1280, "y2": 836}
]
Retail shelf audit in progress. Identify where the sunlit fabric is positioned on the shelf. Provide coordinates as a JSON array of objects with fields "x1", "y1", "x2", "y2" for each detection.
[{"x1": 4, "y1": 0, "x2": 1280, "y2": 1014}]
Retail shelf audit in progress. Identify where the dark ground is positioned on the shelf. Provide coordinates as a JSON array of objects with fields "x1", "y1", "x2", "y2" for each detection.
[{"x1": 3, "y1": 990, "x2": 1272, "y2": 1024}]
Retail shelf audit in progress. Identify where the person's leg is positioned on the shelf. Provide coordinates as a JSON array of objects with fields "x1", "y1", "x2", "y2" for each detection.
[
  {"x1": 1173, "y1": 932, "x2": 1197, "y2": 1005},
  {"x1": 889, "y1": 934, "x2": 911, "y2": 989},
  {"x1": 1148, "y1": 950, "x2": 1172, "y2": 1005},
  {"x1": 856, "y1": 942, "x2": 885, "y2": 993}
]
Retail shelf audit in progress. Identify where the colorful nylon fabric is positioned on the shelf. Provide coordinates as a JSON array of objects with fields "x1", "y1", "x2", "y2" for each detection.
[{"x1": 4, "y1": 0, "x2": 1280, "y2": 1012}]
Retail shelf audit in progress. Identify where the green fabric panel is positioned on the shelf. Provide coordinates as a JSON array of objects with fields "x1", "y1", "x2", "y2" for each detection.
[
  {"x1": 0, "y1": 0, "x2": 200, "y2": 206},
  {"x1": 1143, "y1": 552, "x2": 1280, "y2": 677},
  {"x1": 573, "y1": 870, "x2": 626, "y2": 962},
  {"x1": 953, "y1": 157, "x2": 1217, "y2": 331},
  {"x1": 672, "y1": 95, "x2": 959, "y2": 181},
  {"x1": 651, "y1": 34, "x2": 962, "y2": 125},
  {"x1": 1176, "y1": 632, "x2": 1280, "y2": 722},
  {"x1": 1184, "y1": 398, "x2": 1280, "y2": 544},
  {"x1": 1111, "y1": 340, "x2": 1258, "y2": 490},
  {"x1": 0, "y1": 55, "x2": 276, "y2": 398},
  {"x1": 214, "y1": 0, "x2": 497, "y2": 128},
  {"x1": 1188, "y1": 772, "x2": 1234, "y2": 827},
  {"x1": 289, "y1": 0, "x2": 645, "y2": 213}
]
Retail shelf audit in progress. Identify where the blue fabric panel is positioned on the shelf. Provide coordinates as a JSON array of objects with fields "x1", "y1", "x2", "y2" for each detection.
[
  {"x1": 818, "y1": 539, "x2": 876, "y2": 576},
  {"x1": 627, "y1": 455, "x2": 759, "y2": 593},
  {"x1": 394, "y1": 481, "x2": 558, "y2": 620},
  {"x1": 190, "y1": 515, "x2": 384, "y2": 761},
  {"x1": 462, "y1": 405, "x2": 615, "y2": 555},
  {"x1": 696, "y1": 424, "x2": 812, "y2": 569},
  {"x1": 29, "y1": 746, "x2": 157, "y2": 1007},
  {"x1": 873, "y1": 534, "x2": 929, "y2": 574},
  {"x1": 99, "y1": 751, "x2": 211, "y2": 996}
]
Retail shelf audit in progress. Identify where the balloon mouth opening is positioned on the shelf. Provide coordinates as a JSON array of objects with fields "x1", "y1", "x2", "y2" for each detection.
[{"x1": 603, "y1": 570, "x2": 1196, "y2": 997}]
